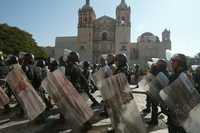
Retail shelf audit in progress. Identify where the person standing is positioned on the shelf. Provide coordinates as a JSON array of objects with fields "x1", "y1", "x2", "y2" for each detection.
[
  {"x1": 65, "y1": 52, "x2": 99, "y2": 106},
  {"x1": 166, "y1": 54, "x2": 188, "y2": 133}
]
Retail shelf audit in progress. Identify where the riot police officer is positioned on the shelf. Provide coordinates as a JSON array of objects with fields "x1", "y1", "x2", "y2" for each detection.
[
  {"x1": 34, "y1": 59, "x2": 47, "y2": 89},
  {"x1": 82, "y1": 61, "x2": 91, "y2": 79},
  {"x1": 99, "y1": 55, "x2": 112, "y2": 78},
  {"x1": 114, "y1": 53, "x2": 131, "y2": 83},
  {"x1": 48, "y1": 59, "x2": 58, "y2": 72},
  {"x1": 0, "y1": 54, "x2": 9, "y2": 79},
  {"x1": 82, "y1": 61, "x2": 98, "y2": 93},
  {"x1": 65, "y1": 51, "x2": 99, "y2": 106},
  {"x1": 107, "y1": 54, "x2": 116, "y2": 74},
  {"x1": 166, "y1": 54, "x2": 188, "y2": 133},
  {"x1": 144, "y1": 59, "x2": 169, "y2": 126},
  {"x1": 7, "y1": 55, "x2": 19, "y2": 66},
  {"x1": 134, "y1": 64, "x2": 140, "y2": 88},
  {"x1": 193, "y1": 66, "x2": 200, "y2": 93},
  {"x1": 6, "y1": 55, "x2": 19, "y2": 98},
  {"x1": 21, "y1": 53, "x2": 35, "y2": 82}
]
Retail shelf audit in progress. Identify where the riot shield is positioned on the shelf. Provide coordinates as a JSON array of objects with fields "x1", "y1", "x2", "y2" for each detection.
[
  {"x1": 160, "y1": 73, "x2": 200, "y2": 133},
  {"x1": 147, "y1": 72, "x2": 169, "y2": 102},
  {"x1": 100, "y1": 73, "x2": 147, "y2": 133},
  {"x1": 6, "y1": 66, "x2": 46, "y2": 120},
  {"x1": 41, "y1": 69, "x2": 93, "y2": 129},
  {"x1": 0, "y1": 86, "x2": 9, "y2": 108},
  {"x1": 93, "y1": 68, "x2": 105, "y2": 89},
  {"x1": 138, "y1": 73, "x2": 155, "y2": 90}
]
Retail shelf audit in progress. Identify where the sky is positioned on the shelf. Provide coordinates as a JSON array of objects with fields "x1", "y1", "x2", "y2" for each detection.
[{"x1": 0, "y1": 0, "x2": 199, "y2": 57}]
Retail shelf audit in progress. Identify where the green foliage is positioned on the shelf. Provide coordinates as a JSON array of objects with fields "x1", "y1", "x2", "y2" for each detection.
[
  {"x1": 195, "y1": 52, "x2": 200, "y2": 58},
  {"x1": 0, "y1": 23, "x2": 47, "y2": 58}
]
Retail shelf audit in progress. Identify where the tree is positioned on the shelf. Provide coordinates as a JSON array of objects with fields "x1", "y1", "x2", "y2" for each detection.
[
  {"x1": 195, "y1": 52, "x2": 200, "y2": 59},
  {"x1": 0, "y1": 23, "x2": 47, "y2": 58}
]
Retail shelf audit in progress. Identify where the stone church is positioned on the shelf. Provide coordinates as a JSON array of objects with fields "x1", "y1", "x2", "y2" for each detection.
[{"x1": 55, "y1": 0, "x2": 171, "y2": 66}]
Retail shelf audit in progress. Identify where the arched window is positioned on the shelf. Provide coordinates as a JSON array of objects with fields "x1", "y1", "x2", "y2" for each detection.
[
  {"x1": 102, "y1": 32, "x2": 108, "y2": 40},
  {"x1": 121, "y1": 16, "x2": 126, "y2": 24}
]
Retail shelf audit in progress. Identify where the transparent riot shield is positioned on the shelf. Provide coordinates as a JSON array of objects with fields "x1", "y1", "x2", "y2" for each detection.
[
  {"x1": 0, "y1": 86, "x2": 9, "y2": 108},
  {"x1": 147, "y1": 72, "x2": 169, "y2": 102},
  {"x1": 160, "y1": 73, "x2": 200, "y2": 133},
  {"x1": 41, "y1": 69, "x2": 93, "y2": 130},
  {"x1": 100, "y1": 73, "x2": 147, "y2": 133},
  {"x1": 93, "y1": 68, "x2": 108, "y2": 89},
  {"x1": 138, "y1": 73, "x2": 155, "y2": 90},
  {"x1": 6, "y1": 66, "x2": 46, "y2": 120}
]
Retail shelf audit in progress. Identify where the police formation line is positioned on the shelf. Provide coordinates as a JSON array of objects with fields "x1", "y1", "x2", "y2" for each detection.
[{"x1": 0, "y1": 52, "x2": 200, "y2": 133}]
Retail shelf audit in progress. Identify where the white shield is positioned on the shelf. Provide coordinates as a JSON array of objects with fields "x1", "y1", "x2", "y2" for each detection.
[
  {"x1": 139, "y1": 73, "x2": 155, "y2": 90},
  {"x1": 160, "y1": 73, "x2": 200, "y2": 133},
  {"x1": 42, "y1": 69, "x2": 93, "y2": 128},
  {"x1": 93, "y1": 68, "x2": 108, "y2": 89},
  {"x1": 6, "y1": 66, "x2": 46, "y2": 120},
  {"x1": 101, "y1": 73, "x2": 147, "y2": 133},
  {"x1": 0, "y1": 86, "x2": 9, "y2": 107},
  {"x1": 147, "y1": 72, "x2": 169, "y2": 102}
]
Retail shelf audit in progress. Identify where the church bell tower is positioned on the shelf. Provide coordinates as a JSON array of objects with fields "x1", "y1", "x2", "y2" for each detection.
[
  {"x1": 77, "y1": 0, "x2": 96, "y2": 62},
  {"x1": 115, "y1": 0, "x2": 131, "y2": 56}
]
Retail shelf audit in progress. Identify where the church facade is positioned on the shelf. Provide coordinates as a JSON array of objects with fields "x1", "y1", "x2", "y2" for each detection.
[{"x1": 55, "y1": 0, "x2": 171, "y2": 66}]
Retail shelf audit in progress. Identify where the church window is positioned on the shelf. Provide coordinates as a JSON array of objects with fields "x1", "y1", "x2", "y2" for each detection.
[
  {"x1": 84, "y1": 17, "x2": 87, "y2": 23},
  {"x1": 121, "y1": 16, "x2": 125, "y2": 21},
  {"x1": 121, "y1": 16, "x2": 126, "y2": 24},
  {"x1": 102, "y1": 32, "x2": 108, "y2": 40}
]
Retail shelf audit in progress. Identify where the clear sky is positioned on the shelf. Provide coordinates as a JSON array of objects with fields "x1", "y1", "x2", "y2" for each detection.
[{"x1": 0, "y1": 0, "x2": 199, "y2": 57}]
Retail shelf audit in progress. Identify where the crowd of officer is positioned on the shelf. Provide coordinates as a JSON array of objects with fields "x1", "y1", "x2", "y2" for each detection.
[{"x1": 0, "y1": 51, "x2": 200, "y2": 133}]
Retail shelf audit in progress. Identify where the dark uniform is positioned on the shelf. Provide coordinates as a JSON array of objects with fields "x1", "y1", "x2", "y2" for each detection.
[
  {"x1": 0, "y1": 57, "x2": 9, "y2": 79},
  {"x1": 134, "y1": 64, "x2": 140, "y2": 88},
  {"x1": 166, "y1": 54, "x2": 188, "y2": 133},
  {"x1": 114, "y1": 53, "x2": 131, "y2": 83},
  {"x1": 143, "y1": 60, "x2": 169, "y2": 125},
  {"x1": 34, "y1": 59, "x2": 47, "y2": 89},
  {"x1": 193, "y1": 66, "x2": 200, "y2": 94},
  {"x1": 107, "y1": 54, "x2": 116, "y2": 74},
  {"x1": 65, "y1": 52, "x2": 99, "y2": 106},
  {"x1": 21, "y1": 53, "x2": 35, "y2": 84},
  {"x1": 48, "y1": 59, "x2": 58, "y2": 72},
  {"x1": 82, "y1": 61, "x2": 97, "y2": 93}
]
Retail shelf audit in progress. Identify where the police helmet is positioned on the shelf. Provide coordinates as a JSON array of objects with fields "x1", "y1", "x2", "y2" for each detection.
[{"x1": 67, "y1": 51, "x2": 80, "y2": 63}]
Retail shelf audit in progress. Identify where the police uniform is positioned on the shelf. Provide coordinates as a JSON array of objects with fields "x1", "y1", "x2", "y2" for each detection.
[{"x1": 65, "y1": 55, "x2": 99, "y2": 106}]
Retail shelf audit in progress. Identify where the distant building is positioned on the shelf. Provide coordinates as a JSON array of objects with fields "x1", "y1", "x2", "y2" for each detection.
[
  {"x1": 130, "y1": 31, "x2": 171, "y2": 66},
  {"x1": 55, "y1": 0, "x2": 171, "y2": 66},
  {"x1": 41, "y1": 46, "x2": 55, "y2": 57}
]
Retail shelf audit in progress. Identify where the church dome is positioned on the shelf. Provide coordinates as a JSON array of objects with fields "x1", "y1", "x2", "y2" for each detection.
[
  {"x1": 141, "y1": 32, "x2": 154, "y2": 37},
  {"x1": 138, "y1": 32, "x2": 160, "y2": 43}
]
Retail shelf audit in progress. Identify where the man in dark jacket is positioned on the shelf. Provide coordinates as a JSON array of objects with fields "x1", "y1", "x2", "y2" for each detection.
[
  {"x1": 65, "y1": 52, "x2": 99, "y2": 106},
  {"x1": 143, "y1": 59, "x2": 169, "y2": 126},
  {"x1": 167, "y1": 54, "x2": 188, "y2": 133},
  {"x1": 114, "y1": 53, "x2": 131, "y2": 83}
]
